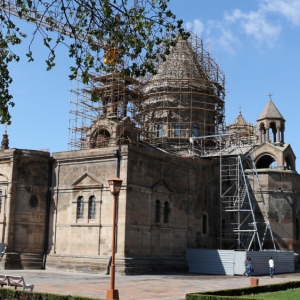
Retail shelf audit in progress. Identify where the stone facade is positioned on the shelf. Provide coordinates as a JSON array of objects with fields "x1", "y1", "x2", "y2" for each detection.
[
  {"x1": 1, "y1": 114, "x2": 300, "y2": 273},
  {"x1": 44, "y1": 145, "x2": 221, "y2": 274}
]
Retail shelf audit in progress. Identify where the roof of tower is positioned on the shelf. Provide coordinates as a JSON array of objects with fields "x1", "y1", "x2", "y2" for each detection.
[
  {"x1": 234, "y1": 112, "x2": 248, "y2": 126},
  {"x1": 150, "y1": 38, "x2": 207, "y2": 80},
  {"x1": 257, "y1": 100, "x2": 285, "y2": 121}
]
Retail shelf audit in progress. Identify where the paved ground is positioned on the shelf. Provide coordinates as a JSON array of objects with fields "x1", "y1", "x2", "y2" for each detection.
[{"x1": 1, "y1": 269, "x2": 300, "y2": 300}]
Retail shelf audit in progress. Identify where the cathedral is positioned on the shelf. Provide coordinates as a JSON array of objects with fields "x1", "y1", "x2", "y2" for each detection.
[{"x1": 0, "y1": 33, "x2": 299, "y2": 274}]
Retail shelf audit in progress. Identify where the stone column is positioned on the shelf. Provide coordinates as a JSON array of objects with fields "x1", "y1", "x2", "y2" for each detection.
[
  {"x1": 266, "y1": 127, "x2": 270, "y2": 142},
  {"x1": 259, "y1": 128, "x2": 262, "y2": 144},
  {"x1": 4, "y1": 189, "x2": 11, "y2": 250},
  {"x1": 277, "y1": 127, "x2": 280, "y2": 143}
]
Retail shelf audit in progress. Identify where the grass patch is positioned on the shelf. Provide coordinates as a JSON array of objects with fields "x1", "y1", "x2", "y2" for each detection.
[
  {"x1": 186, "y1": 280, "x2": 300, "y2": 300},
  {"x1": 242, "y1": 287, "x2": 300, "y2": 299}
]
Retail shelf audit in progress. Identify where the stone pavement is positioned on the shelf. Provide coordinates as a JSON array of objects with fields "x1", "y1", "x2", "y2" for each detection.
[{"x1": 1, "y1": 269, "x2": 300, "y2": 300}]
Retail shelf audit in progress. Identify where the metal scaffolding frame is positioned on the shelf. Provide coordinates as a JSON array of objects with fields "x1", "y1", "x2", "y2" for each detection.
[
  {"x1": 68, "y1": 33, "x2": 226, "y2": 156},
  {"x1": 135, "y1": 33, "x2": 226, "y2": 156},
  {"x1": 68, "y1": 72, "x2": 143, "y2": 150},
  {"x1": 191, "y1": 133, "x2": 276, "y2": 251}
]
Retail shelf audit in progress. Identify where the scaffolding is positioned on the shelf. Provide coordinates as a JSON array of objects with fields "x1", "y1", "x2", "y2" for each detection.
[
  {"x1": 191, "y1": 132, "x2": 276, "y2": 251},
  {"x1": 69, "y1": 32, "x2": 225, "y2": 156},
  {"x1": 68, "y1": 72, "x2": 143, "y2": 150},
  {"x1": 135, "y1": 33, "x2": 226, "y2": 156}
]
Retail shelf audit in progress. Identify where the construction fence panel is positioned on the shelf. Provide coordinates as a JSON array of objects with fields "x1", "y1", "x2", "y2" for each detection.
[
  {"x1": 186, "y1": 249, "x2": 235, "y2": 275},
  {"x1": 186, "y1": 249, "x2": 294, "y2": 276},
  {"x1": 243, "y1": 250, "x2": 294, "y2": 276}
]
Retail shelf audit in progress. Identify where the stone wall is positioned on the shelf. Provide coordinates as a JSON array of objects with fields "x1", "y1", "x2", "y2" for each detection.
[
  {"x1": 124, "y1": 145, "x2": 220, "y2": 273},
  {"x1": 0, "y1": 149, "x2": 50, "y2": 269},
  {"x1": 255, "y1": 169, "x2": 300, "y2": 251},
  {"x1": 46, "y1": 145, "x2": 221, "y2": 274},
  {"x1": 46, "y1": 146, "x2": 128, "y2": 272}
]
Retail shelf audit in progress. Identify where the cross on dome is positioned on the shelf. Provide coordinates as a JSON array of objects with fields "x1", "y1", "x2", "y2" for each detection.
[{"x1": 268, "y1": 93, "x2": 273, "y2": 100}]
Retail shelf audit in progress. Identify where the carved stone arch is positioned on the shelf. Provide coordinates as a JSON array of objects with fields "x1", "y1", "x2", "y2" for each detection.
[
  {"x1": 259, "y1": 122, "x2": 266, "y2": 130},
  {"x1": 258, "y1": 122, "x2": 267, "y2": 143},
  {"x1": 284, "y1": 154, "x2": 294, "y2": 171},
  {"x1": 255, "y1": 153, "x2": 278, "y2": 169},
  {"x1": 0, "y1": 173, "x2": 9, "y2": 182},
  {"x1": 90, "y1": 127, "x2": 111, "y2": 148},
  {"x1": 122, "y1": 129, "x2": 135, "y2": 145},
  {"x1": 268, "y1": 122, "x2": 277, "y2": 143}
]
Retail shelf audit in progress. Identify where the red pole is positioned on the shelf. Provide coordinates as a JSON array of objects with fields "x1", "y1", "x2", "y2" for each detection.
[{"x1": 106, "y1": 194, "x2": 119, "y2": 300}]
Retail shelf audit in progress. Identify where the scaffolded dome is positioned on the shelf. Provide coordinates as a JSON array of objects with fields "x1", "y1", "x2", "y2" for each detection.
[{"x1": 136, "y1": 33, "x2": 226, "y2": 156}]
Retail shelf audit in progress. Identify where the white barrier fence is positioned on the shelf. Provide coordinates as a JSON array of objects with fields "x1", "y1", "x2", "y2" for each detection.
[{"x1": 186, "y1": 249, "x2": 294, "y2": 276}]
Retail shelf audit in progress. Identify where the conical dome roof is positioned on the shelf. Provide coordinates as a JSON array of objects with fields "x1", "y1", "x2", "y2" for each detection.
[
  {"x1": 257, "y1": 100, "x2": 285, "y2": 121},
  {"x1": 234, "y1": 112, "x2": 248, "y2": 126},
  {"x1": 151, "y1": 38, "x2": 207, "y2": 81}
]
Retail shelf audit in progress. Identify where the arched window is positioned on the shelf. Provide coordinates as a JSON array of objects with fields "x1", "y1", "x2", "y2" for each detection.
[
  {"x1": 88, "y1": 196, "x2": 96, "y2": 219},
  {"x1": 296, "y1": 218, "x2": 299, "y2": 241},
  {"x1": 157, "y1": 124, "x2": 163, "y2": 137},
  {"x1": 203, "y1": 214, "x2": 207, "y2": 234},
  {"x1": 193, "y1": 123, "x2": 199, "y2": 137},
  {"x1": 90, "y1": 128, "x2": 110, "y2": 148},
  {"x1": 155, "y1": 200, "x2": 161, "y2": 223},
  {"x1": 284, "y1": 155, "x2": 293, "y2": 170},
  {"x1": 164, "y1": 202, "x2": 169, "y2": 224},
  {"x1": 174, "y1": 123, "x2": 179, "y2": 137},
  {"x1": 256, "y1": 154, "x2": 277, "y2": 169},
  {"x1": 77, "y1": 196, "x2": 84, "y2": 219}
]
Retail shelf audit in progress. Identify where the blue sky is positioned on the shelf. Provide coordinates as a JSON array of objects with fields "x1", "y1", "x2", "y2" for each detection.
[{"x1": 2, "y1": 0, "x2": 300, "y2": 169}]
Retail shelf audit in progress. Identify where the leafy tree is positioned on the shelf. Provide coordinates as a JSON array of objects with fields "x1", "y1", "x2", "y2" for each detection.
[{"x1": 0, "y1": 0, "x2": 189, "y2": 124}]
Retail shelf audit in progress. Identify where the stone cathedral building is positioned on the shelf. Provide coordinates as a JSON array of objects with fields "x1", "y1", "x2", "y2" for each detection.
[{"x1": 0, "y1": 33, "x2": 300, "y2": 273}]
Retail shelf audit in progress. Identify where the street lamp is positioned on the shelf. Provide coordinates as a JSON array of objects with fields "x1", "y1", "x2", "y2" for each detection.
[{"x1": 106, "y1": 177, "x2": 123, "y2": 300}]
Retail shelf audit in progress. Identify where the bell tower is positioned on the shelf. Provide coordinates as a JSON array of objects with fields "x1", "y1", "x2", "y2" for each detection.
[{"x1": 257, "y1": 94, "x2": 285, "y2": 145}]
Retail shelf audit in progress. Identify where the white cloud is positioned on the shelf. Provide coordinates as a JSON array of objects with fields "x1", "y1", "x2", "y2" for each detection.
[
  {"x1": 224, "y1": 8, "x2": 281, "y2": 46},
  {"x1": 206, "y1": 20, "x2": 239, "y2": 54},
  {"x1": 262, "y1": 0, "x2": 300, "y2": 26},
  {"x1": 185, "y1": 21, "x2": 193, "y2": 31},
  {"x1": 185, "y1": 0, "x2": 300, "y2": 53},
  {"x1": 185, "y1": 19, "x2": 204, "y2": 37},
  {"x1": 218, "y1": 28, "x2": 239, "y2": 53}
]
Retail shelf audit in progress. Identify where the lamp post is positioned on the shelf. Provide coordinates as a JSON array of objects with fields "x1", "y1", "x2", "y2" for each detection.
[{"x1": 106, "y1": 177, "x2": 123, "y2": 300}]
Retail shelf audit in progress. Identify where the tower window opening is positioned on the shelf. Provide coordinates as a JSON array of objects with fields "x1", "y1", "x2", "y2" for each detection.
[
  {"x1": 164, "y1": 201, "x2": 169, "y2": 224},
  {"x1": 256, "y1": 155, "x2": 277, "y2": 169},
  {"x1": 88, "y1": 196, "x2": 96, "y2": 219},
  {"x1": 77, "y1": 196, "x2": 84, "y2": 219},
  {"x1": 155, "y1": 200, "x2": 161, "y2": 223}
]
